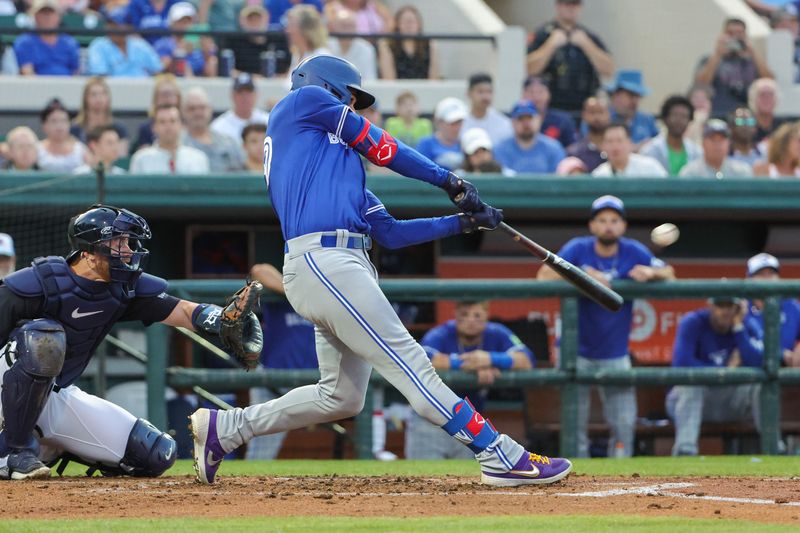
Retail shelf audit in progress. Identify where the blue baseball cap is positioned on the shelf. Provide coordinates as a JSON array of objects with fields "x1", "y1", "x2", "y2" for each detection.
[
  {"x1": 590, "y1": 195, "x2": 626, "y2": 219},
  {"x1": 102, "y1": 4, "x2": 129, "y2": 25},
  {"x1": 605, "y1": 69, "x2": 651, "y2": 97},
  {"x1": 510, "y1": 100, "x2": 538, "y2": 119}
]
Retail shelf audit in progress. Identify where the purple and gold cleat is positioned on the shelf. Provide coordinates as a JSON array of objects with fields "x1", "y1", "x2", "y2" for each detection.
[
  {"x1": 481, "y1": 452, "x2": 572, "y2": 487},
  {"x1": 189, "y1": 408, "x2": 225, "y2": 484}
]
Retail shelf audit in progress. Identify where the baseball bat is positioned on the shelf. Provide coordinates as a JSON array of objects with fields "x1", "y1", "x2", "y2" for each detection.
[{"x1": 498, "y1": 222, "x2": 624, "y2": 312}]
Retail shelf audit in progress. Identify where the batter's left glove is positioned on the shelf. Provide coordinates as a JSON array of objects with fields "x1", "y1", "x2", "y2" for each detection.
[
  {"x1": 219, "y1": 280, "x2": 264, "y2": 371},
  {"x1": 442, "y1": 172, "x2": 482, "y2": 214}
]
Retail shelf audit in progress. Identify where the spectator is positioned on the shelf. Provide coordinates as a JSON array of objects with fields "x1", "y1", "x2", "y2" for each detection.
[
  {"x1": 745, "y1": 253, "x2": 800, "y2": 368},
  {"x1": 769, "y1": 5, "x2": 800, "y2": 82},
  {"x1": 753, "y1": 121, "x2": 800, "y2": 177},
  {"x1": 226, "y1": 2, "x2": 291, "y2": 77},
  {"x1": 194, "y1": 0, "x2": 242, "y2": 31},
  {"x1": 1, "y1": 127, "x2": 40, "y2": 171},
  {"x1": 130, "y1": 104, "x2": 210, "y2": 173},
  {"x1": 73, "y1": 125, "x2": 127, "y2": 175},
  {"x1": 640, "y1": 95, "x2": 702, "y2": 175},
  {"x1": 37, "y1": 98, "x2": 88, "y2": 173},
  {"x1": 325, "y1": 0, "x2": 392, "y2": 35},
  {"x1": 666, "y1": 297, "x2": 763, "y2": 456},
  {"x1": 264, "y1": 0, "x2": 322, "y2": 29},
  {"x1": 567, "y1": 96, "x2": 609, "y2": 172},
  {"x1": 71, "y1": 77, "x2": 130, "y2": 157},
  {"x1": 457, "y1": 127, "x2": 514, "y2": 176},
  {"x1": 681, "y1": 119, "x2": 753, "y2": 179},
  {"x1": 526, "y1": 0, "x2": 613, "y2": 113},
  {"x1": 0, "y1": 233, "x2": 15, "y2": 279},
  {"x1": 327, "y1": 7, "x2": 377, "y2": 80},
  {"x1": 694, "y1": 17, "x2": 773, "y2": 117},
  {"x1": 87, "y1": 4, "x2": 163, "y2": 78},
  {"x1": 377, "y1": 5, "x2": 439, "y2": 80},
  {"x1": 416, "y1": 97, "x2": 466, "y2": 171},
  {"x1": 459, "y1": 73, "x2": 512, "y2": 146},
  {"x1": 538, "y1": 195, "x2": 675, "y2": 457},
  {"x1": 405, "y1": 300, "x2": 534, "y2": 459},
  {"x1": 522, "y1": 75, "x2": 577, "y2": 148},
  {"x1": 245, "y1": 263, "x2": 318, "y2": 460},
  {"x1": 210, "y1": 73, "x2": 270, "y2": 141},
  {"x1": 494, "y1": 100, "x2": 566, "y2": 174},
  {"x1": 0, "y1": 0, "x2": 15, "y2": 15},
  {"x1": 556, "y1": 155, "x2": 588, "y2": 175},
  {"x1": 728, "y1": 106, "x2": 763, "y2": 167},
  {"x1": 182, "y1": 87, "x2": 245, "y2": 172},
  {"x1": 592, "y1": 122, "x2": 667, "y2": 178},
  {"x1": 154, "y1": 2, "x2": 217, "y2": 77},
  {"x1": 383, "y1": 91, "x2": 432, "y2": 149},
  {"x1": 684, "y1": 84, "x2": 713, "y2": 146},
  {"x1": 127, "y1": 0, "x2": 179, "y2": 44},
  {"x1": 133, "y1": 73, "x2": 183, "y2": 152},
  {"x1": 750, "y1": 78, "x2": 783, "y2": 144},
  {"x1": 13, "y1": 0, "x2": 79, "y2": 76},
  {"x1": 242, "y1": 122, "x2": 267, "y2": 173},
  {"x1": 286, "y1": 4, "x2": 331, "y2": 72},
  {"x1": 605, "y1": 70, "x2": 659, "y2": 145}
]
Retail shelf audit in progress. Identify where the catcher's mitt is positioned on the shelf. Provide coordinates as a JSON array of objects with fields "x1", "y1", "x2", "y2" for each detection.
[{"x1": 219, "y1": 280, "x2": 264, "y2": 370}]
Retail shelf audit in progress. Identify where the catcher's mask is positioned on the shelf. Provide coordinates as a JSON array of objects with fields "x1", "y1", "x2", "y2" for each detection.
[{"x1": 66, "y1": 204, "x2": 151, "y2": 287}]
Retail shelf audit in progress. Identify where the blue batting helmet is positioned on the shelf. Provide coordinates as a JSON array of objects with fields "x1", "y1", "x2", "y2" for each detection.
[{"x1": 290, "y1": 55, "x2": 375, "y2": 110}]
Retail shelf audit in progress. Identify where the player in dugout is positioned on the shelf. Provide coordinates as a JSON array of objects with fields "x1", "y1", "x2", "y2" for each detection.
[
  {"x1": 0, "y1": 204, "x2": 261, "y2": 480},
  {"x1": 190, "y1": 55, "x2": 573, "y2": 487}
]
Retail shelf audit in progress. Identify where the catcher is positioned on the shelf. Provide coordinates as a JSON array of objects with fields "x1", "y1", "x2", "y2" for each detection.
[{"x1": 0, "y1": 204, "x2": 262, "y2": 480}]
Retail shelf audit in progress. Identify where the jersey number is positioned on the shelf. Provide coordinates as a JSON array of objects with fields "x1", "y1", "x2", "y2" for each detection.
[{"x1": 263, "y1": 135, "x2": 273, "y2": 188}]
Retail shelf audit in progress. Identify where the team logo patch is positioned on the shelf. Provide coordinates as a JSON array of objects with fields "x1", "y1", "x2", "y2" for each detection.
[{"x1": 327, "y1": 132, "x2": 345, "y2": 145}]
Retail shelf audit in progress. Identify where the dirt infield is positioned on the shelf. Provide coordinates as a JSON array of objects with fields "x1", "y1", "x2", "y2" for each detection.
[{"x1": 4, "y1": 475, "x2": 800, "y2": 524}]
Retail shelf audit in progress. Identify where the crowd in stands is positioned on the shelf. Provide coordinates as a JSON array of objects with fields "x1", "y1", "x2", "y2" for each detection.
[{"x1": 2, "y1": 0, "x2": 800, "y2": 178}]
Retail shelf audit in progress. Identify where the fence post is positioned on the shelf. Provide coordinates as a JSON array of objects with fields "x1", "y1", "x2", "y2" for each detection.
[
  {"x1": 146, "y1": 323, "x2": 169, "y2": 431},
  {"x1": 559, "y1": 297, "x2": 579, "y2": 457},
  {"x1": 760, "y1": 296, "x2": 781, "y2": 454},
  {"x1": 354, "y1": 380, "x2": 375, "y2": 459}
]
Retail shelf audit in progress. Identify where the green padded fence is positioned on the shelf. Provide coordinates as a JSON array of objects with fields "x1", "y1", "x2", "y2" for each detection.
[{"x1": 148, "y1": 279, "x2": 800, "y2": 457}]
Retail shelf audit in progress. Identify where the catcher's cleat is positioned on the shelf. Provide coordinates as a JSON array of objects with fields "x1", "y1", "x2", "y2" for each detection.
[
  {"x1": 189, "y1": 408, "x2": 225, "y2": 485},
  {"x1": 481, "y1": 452, "x2": 572, "y2": 487},
  {"x1": 6, "y1": 449, "x2": 51, "y2": 480}
]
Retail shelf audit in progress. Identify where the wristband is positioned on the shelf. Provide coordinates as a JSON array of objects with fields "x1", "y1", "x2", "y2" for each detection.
[
  {"x1": 489, "y1": 351, "x2": 513, "y2": 370},
  {"x1": 192, "y1": 303, "x2": 223, "y2": 335},
  {"x1": 449, "y1": 352, "x2": 463, "y2": 370}
]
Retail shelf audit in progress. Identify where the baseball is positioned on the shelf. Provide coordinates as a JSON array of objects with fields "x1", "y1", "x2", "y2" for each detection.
[{"x1": 651, "y1": 223, "x2": 680, "y2": 247}]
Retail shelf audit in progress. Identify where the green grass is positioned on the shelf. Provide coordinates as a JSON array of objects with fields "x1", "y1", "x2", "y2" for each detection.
[
  {"x1": 57, "y1": 455, "x2": 798, "y2": 478},
  {"x1": 1, "y1": 516, "x2": 796, "y2": 533}
]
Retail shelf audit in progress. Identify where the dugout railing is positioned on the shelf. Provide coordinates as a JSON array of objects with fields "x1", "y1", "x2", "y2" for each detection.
[{"x1": 148, "y1": 279, "x2": 800, "y2": 458}]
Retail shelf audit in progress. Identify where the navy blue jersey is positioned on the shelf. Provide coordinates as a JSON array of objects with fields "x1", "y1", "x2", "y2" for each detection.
[
  {"x1": 673, "y1": 308, "x2": 763, "y2": 368},
  {"x1": 558, "y1": 236, "x2": 664, "y2": 359},
  {"x1": 265, "y1": 86, "x2": 449, "y2": 240},
  {"x1": 421, "y1": 320, "x2": 534, "y2": 411},
  {"x1": 747, "y1": 299, "x2": 800, "y2": 353}
]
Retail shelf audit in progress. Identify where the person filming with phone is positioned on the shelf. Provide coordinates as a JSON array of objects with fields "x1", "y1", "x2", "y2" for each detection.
[{"x1": 694, "y1": 17, "x2": 773, "y2": 118}]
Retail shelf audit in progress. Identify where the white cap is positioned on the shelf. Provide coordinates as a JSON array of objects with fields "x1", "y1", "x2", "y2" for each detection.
[
  {"x1": 747, "y1": 252, "x2": 780, "y2": 277},
  {"x1": 0, "y1": 233, "x2": 15, "y2": 257},
  {"x1": 461, "y1": 127, "x2": 492, "y2": 155},
  {"x1": 434, "y1": 97, "x2": 467, "y2": 123},
  {"x1": 168, "y1": 2, "x2": 196, "y2": 24}
]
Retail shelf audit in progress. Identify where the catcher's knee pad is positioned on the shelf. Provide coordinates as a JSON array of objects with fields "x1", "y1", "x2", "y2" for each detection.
[
  {"x1": 120, "y1": 418, "x2": 177, "y2": 477},
  {"x1": 441, "y1": 398, "x2": 499, "y2": 453},
  {"x1": 1, "y1": 319, "x2": 66, "y2": 449}
]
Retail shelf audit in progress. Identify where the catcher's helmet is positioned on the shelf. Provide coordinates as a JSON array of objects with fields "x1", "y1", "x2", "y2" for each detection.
[
  {"x1": 66, "y1": 204, "x2": 151, "y2": 286},
  {"x1": 290, "y1": 55, "x2": 375, "y2": 110}
]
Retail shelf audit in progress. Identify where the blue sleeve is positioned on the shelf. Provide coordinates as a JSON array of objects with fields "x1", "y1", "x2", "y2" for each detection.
[
  {"x1": 87, "y1": 41, "x2": 109, "y2": 75},
  {"x1": 13, "y1": 35, "x2": 32, "y2": 67},
  {"x1": 153, "y1": 38, "x2": 172, "y2": 57},
  {"x1": 420, "y1": 326, "x2": 449, "y2": 358},
  {"x1": 489, "y1": 323, "x2": 535, "y2": 365},
  {"x1": 295, "y1": 87, "x2": 449, "y2": 187},
  {"x1": 672, "y1": 314, "x2": 705, "y2": 367},
  {"x1": 735, "y1": 317, "x2": 764, "y2": 367},
  {"x1": 189, "y1": 50, "x2": 205, "y2": 75},
  {"x1": 128, "y1": 0, "x2": 143, "y2": 26},
  {"x1": 557, "y1": 238, "x2": 583, "y2": 265},
  {"x1": 141, "y1": 40, "x2": 164, "y2": 74},
  {"x1": 67, "y1": 37, "x2": 79, "y2": 74},
  {"x1": 364, "y1": 189, "x2": 461, "y2": 249},
  {"x1": 549, "y1": 142, "x2": 566, "y2": 172},
  {"x1": 648, "y1": 115, "x2": 659, "y2": 138},
  {"x1": 629, "y1": 239, "x2": 665, "y2": 269}
]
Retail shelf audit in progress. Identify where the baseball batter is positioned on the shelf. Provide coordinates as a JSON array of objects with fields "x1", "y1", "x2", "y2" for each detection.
[
  {"x1": 0, "y1": 205, "x2": 261, "y2": 480},
  {"x1": 190, "y1": 56, "x2": 572, "y2": 486}
]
